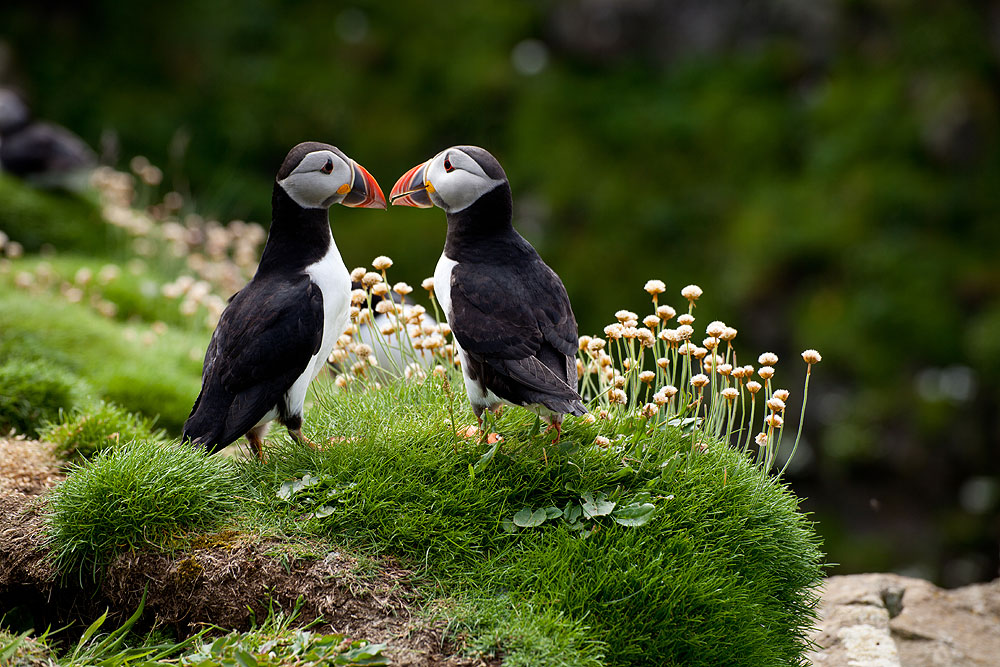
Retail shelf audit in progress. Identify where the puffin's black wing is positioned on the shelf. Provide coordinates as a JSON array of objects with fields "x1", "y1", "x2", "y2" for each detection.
[
  {"x1": 450, "y1": 260, "x2": 582, "y2": 406},
  {"x1": 183, "y1": 277, "x2": 324, "y2": 448}
]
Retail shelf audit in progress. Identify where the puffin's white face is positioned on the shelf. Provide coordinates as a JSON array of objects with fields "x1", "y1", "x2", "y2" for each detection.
[
  {"x1": 277, "y1": 150, "x2": 354, "y2": 209},
  {"x1": 423, "y1": 148, "x2": 505, "y2": 213}
]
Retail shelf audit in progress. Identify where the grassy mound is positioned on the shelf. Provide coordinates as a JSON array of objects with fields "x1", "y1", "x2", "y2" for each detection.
[
  {"x1": 0, "y1": 287, "x2": 206, "y2": 434},
  {"x1": 46, "y1": 439, "x2": 241, "y2": 584},
  {"x1": 40, "y1": 400, "x2": 166, "y2": 460},
  {"x1": 0, "y1": 358, "x2": 88, "y2": 437}
]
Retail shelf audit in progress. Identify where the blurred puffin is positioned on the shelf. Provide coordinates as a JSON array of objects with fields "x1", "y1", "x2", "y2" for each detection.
[
  {"x1": 390, "y1": 146, "x2": 586, "y2": 440},
  {"x1": 183, "y1": 142, "x2": 385, "y2": 459},
  {"x1": 0, "y1": 88, "x2": 97, "y2": 186}
]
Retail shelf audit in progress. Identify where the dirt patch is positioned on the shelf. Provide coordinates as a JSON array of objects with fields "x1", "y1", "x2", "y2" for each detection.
[{"x1": 0, "y1": 440, "x2": 498, "y2": 667}]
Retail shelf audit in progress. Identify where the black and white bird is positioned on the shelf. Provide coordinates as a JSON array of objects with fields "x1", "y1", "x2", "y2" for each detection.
[
  {"x1": 183, "y1": 142, "x2": 385, "y2": 459},
  {"x1": 389, "y1": 146, "x2": 586, "y2": 440}
]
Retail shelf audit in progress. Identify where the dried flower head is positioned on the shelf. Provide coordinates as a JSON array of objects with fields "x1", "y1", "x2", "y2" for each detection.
[
  {"x1": 766, "y1": 397, "x2": 786, "y2": 412},
  {"x1": 746, "y1": 380, "x2": 762, "y2": 394},
  {"x1": 613, "y1": 374, "x2": 627, "y2": 389},
  {"x1": 615, "y1": 309, "x2": 638, "y2": 323},
  {"x1": 718, "y1": 363, "x2": 733, "y2": 376},
  {"x1": 609, "y1": 388, "x2": 628, "y2": 405},
  {"x1": 657, "y1": 304, "x2": 677, "y2": 321},
  {"x1": 583, "y1": 413, "x2": 597, "y2": 425},
  {"x1": 742, "y1": 365, "x2": 755, "y2": 377},
  {"x1": 765, "y1": 413, "x2": 784, "y2": 428},
  {"x1": 334, "y1": 374, "x2": 349, "y2": 389},
  {"x1": 721, "y1": 327, "x2": 738, "y2": 341},
  {"x1": 678, "y1": 342, "x2": 696, "y2": 355},
  {"x1": 802, "y1": 349, "x2": 823, "y2": 364},
  {"x1": 677, "y1": 324, "x2": 694, "y2": 340},
  {"x1": 354, "y1": 343, "x2": 374, "y2": 358},
  {"x1": 706, "y1": 320, "x2": 726, "y2": 338},
  {"x1": 643, "y1": 314, "x2": 660, "y2": 329},
  {"x1": 681, "y1": 284, "x2": 703, "y2": 301},
  {"x1": 652, "y1": 391, "x2": 669, "y2": 406},
  {"x1": 578, "y1": 335, "x2": 593, "y2": 351},
  {"x1": 372, "y1": 255, "x2": 393, "y2": 271},
  {"x1": 421, "y1": 277, "x2": 435, "y2": 293},
  {"x1": 361, "y1": 271, "x2": 383, "y2": 288},
  {"x1": 773, "y1": 389, "x2": 790, "y2": 402},
  {"x1": 432, "y1": 365, "x2": 447, "y2": 378},
  {"x1": 375, "y1": 299, "x2": 396, "y2": 314},
  {"x1": 622, "y1": 326, "x2": 639, "y2": 340},
  {"x1": 755, "y1": 432, "x2": 768, "y2": 447},
  {"x1": 721, "y1": 387, "x2": 739, "y2": 401},
  {"x1": 660, "y1": 385, "x2": 679, "y2": 398},
  {"x1": 637, "y1": 328, "x2": 655, "y2": 348},
  {"x1": 350, "y1": 267, "x2": 367, "y2": 282},
  {"x1": 703, "y1": 336, "x2": 719, "y2": 351},
  {"x1": 656, "y1": 357, "x2": 669, "y2": 370},
  {"x1": 641, "y1": 403, "x2": 660, "y2": 419},
  {"x1": 350, "y1": 289, "x2": 367, "y2": 306},
  {"x1": 639, "y1": 370, "x2": 656, "y2": 384},
  {"x1": 604, "y1": 323, "x2": 624, "y2": 339},
  {"x1": 588, "y1": 337, "x2": 606, "y2": 353},
  {"x1": 693, "y1": 347, "x2": 708, "y2": 360},
  {"x1": 644, "y1": 279, "x2": 666, "y2": 296},
  {"x1": 677, "y1": 313, "x2": 695, "y2": 326},
  {"x1": 758, "y1": 366, "x2": 775, "y2": 380},
  {"x1": 393, "y1": 282, "x2": 413, "y2": 296},
  {"x1": 758, "y1": 352, "x2": 779, "y2": 366},
  {"x1": 691, "y1": 373, "x2": 710, "y2": 389},
  {"x1": 594, "y1": 435, "x2": 611, "y2": 447},
  {"x1": 372, "y1": 283, "x2": 390, "y2": 297},
  {"x1": 659, "y1": 329, "x2": 680, "y2": 344}
]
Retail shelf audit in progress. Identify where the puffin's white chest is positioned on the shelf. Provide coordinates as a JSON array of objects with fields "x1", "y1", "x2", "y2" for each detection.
[
  {"x1": 279, "y1": 242, "x2": 350, "y2": 418},
  {"x1": 434, "y1": 253, "x2": 458, "y2": 321}
]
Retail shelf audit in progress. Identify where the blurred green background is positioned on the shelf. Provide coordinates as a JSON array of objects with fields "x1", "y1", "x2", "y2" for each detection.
[{"x1": 2, "y1": 0, "x2": 997, "y2": 586}]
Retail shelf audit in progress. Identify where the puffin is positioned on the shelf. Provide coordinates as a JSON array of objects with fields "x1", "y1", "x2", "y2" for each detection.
[
  {"x1": 183, "y1": 142, "x2": 385, "y2": 459},
  {"x1": 389, "y1": 146, "x2": 586, "y2": 440}
]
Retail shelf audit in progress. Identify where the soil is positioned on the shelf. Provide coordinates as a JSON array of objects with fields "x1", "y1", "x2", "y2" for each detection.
[{"x1": 0, "y1": 436, "x2": 498, "y2": 666}]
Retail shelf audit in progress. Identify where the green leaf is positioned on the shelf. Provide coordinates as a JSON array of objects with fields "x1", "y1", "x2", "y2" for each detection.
[
  {"x1": 473, "y1": 440, "x2": 500, "y2": 473},
  {"x1": 312, "y1": 505, "x2": 336, "y2": 519},
  {"x1": 234, "y1": 649, "x2": 258, "y2": 667},
  {"x1": 581, "y1": 492, "x2": 615, "y2": 518},
  {"x1": 543, "y1": 506, "x2": 562, "y2": 519},
  {"x1": 612, "y1": 502, "x2": 656, "y2": 527},
  {"x1": 513, "y1": 507, "x2": 547, "y2": 527}
]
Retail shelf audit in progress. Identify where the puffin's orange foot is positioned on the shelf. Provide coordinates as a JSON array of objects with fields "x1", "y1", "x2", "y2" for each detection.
[{"x1": 458, "y1": 425, "x2": 503, "y2": 444}]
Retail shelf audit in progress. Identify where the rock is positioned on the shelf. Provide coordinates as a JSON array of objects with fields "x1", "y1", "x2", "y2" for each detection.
[{"x1": 808, "y1": 573, "x2": 1000, "y2": 666}]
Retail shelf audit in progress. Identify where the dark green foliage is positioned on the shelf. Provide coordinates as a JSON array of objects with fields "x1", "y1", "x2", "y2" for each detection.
[
  {"x1": 46, "y1": 440, "x2": 242, "y2": 584},
  {"x1": 0, "y1": 357, "x2": 88, "y2": 437},
  {"x1": 252, "y1": 380, "x2": 824, "y2": 666},
  {"x1": 40, "y1": 400, "x2": 165, "y2": 460}
]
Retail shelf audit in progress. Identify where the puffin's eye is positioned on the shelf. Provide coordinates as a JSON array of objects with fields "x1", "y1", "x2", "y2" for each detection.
[
  {"x1": 320, "y1": 158, "x2": 334, "y2": 175},
  {"x1": 443, "y1": 157, "x2": 454, "y2": 173}
]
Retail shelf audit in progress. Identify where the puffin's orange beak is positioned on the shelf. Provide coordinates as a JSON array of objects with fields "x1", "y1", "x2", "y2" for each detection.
[
  {"x1": 389, "y1": 161, "x2": 434, "y2": 208},
  {"x1": 341, "y1": 161, "x2": 387, "y2": 209}
]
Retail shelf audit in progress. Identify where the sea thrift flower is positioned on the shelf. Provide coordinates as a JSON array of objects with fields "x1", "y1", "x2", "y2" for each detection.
[
  {"x1": 678, "y1": 342, "x2": 696, "y2": 355},
  {"x1": 773, "y1": 389, "x2": 790, "y2": 402},
  {"x1": 361, "y1": 271, "x2": 382, "y2": 288},
  {"x1": 766, "y1": 414, "x2": 784, "y2": 428},
  {"x1": 372, "y1": 283, "x2": 390, "y2": 297},
  {"x1": 767, "y1": 397, "x2": 786, "y2": 412},
  {"x1": 758, "y1": 352, "x2": 779, "y2": 366},
  {"x1": 718, "y1": 364, "x2": 733, "y2": 376},
  {"x1": 578, "y1": 335, "x2": 592, "y2": 351},
  {"x1": 615, "y1": 309, "x2": 638, "y2": 323},
  {"x1": 660, "y1": 385, "x2": 679, "y2": 398},
  {"x1": 652, "y1": 391, "x2": 669, "y2": 406},
  {"x1": 355, "y1": 343, "x2": 374, "y2": 358},
  {"x1": 659, "y1": 329, "x2": 680, "y2": 344},
  {"x1": 703, "y1": 337, "x2": 719, "y2": 350},
  {"x1": 691, "y1": 373, "x2": 709, "y2": 389},
  {"x1": 583, "y1": 413, "x2": 597, "y2": 425},
  {"x1": 802, "y1": 349, "x2": 823, "y2": 365},
  {"x1": 657, "y1": 305, "x2": 677, "y2": 321},
  {"x1": 721, "y1": 327, "x2": 738, "y2": 341},
  {"x1": 350, "y1": 289, "x2": 367, "y2": 306},
  {"x1": 747, "y1": 381, "x2": 762, "y2": 394},
  {"x1": 350, "y1": 267, "x2": 366, "y2": 282},
  {"x1": 677, "y1": 313, "x2": 695, "y2": 326},
  {"x1": 656, "y1": 357, "x2": 669, "y2": 370},
  {"x1": 639, "y1": 370, "x2": 656, "y2": 384},
  {"x1": 604, "y1": 323, "x2": 624, "y2": 339},
  {"x1": 677, "y1": 324, "x2": 694, "y2": 340},
  {"x1": 334, "y1": 374, "x2": 349, "y2": 388},
  {"x1": 681, "y1": 284, "x2": 703, "y2": 302},
  {"x1": 641, "y1": 403, "x2": 660, "y2": 419},
  {"x1": 421, "y1": 277, "x2": 434, "y2": 293},
  {"x1": 637, "y1": 328, "x2": 655, "y2": 348},
  {"x1": 693, "y1": 347, "x2": 708, "y2": 360},
  {"x1": 594, "y1": 435, "x2": 611, "y2": 447},
  {"x1": 609, "y1": 388, "x2": 628, "y2": 404},
  {"x1": 758, "y1": 367, "x2": 775, "y2": 380},
  {"x1": 375, "y1": 300, "x2": 395, "y2": 314},
  {"x1": 393, "y1": 282, "x2": 413, "y2": 296},
  {"x1": 755, "y1": 432, "x2": 768, "y2": 447},
  {"x1": 588, "y1": 337, "x2": 606, "y2": 353},
  {"x1": 643, "y1": 315, "x2": 660, "y2": 329},
  {"x1": 706, "y1": 320, "x2": 726, "y2": 338},
  {"x1": 372, "y1": 255, "x2": 393, "y2": 271},
  {"x1": 721, "y1": 387, "x2": 739, "y2": 401},
  {"x1": 644, "y1": 279, "x2": 666, "y2": 295}
]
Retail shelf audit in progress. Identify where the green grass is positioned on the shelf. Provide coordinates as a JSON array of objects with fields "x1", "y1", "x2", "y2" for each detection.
[
  {"x1": 44, "y1": 376, "x2": 824, "y2": 665},
  {"x1": 46, "y1": 439, "x2": 242, "y2": 584},
  {"x1": 40, "y1": 400, "x2": 166, "y2": 460},
  {"x1": 0, "y1": 287, "x2": 207, "y2": 434},
  {"x1": 0, "y1": 357, "x2": 89, "y2": 437}
]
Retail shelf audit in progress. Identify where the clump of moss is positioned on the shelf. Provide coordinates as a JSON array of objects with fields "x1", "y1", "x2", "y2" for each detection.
[{"x1": 40, "y1": 400, "x2": 165, "y2": 460}]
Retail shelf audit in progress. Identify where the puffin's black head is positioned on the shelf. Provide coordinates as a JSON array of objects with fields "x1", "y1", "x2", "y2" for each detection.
[
  {"x1": 389, "y1": 145, "x2": 508, "y2": 214},
  {"x1": 276, "y1": 141, "x2": 386, "y2": 210}
]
